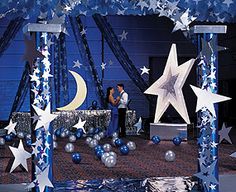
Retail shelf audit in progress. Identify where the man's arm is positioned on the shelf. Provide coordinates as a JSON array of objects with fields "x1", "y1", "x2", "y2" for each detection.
[{"x1": 120, "y1": 92, "x2": 128, "y2": 105}]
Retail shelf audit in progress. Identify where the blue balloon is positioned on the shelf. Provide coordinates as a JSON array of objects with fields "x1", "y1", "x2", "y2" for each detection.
[
  {"x1": 151, "y1": 135, "x2": 161, "y2": 144},
  {"x1": 10, "y1": 132, "x2": 16, "y2": 138},
  {"x1": 94, "y1": 127, "x2": 101, "y2": 134},
  {"x1": 114, "y1": 138, "x2": 124, "y2": 147},
  {"x1": 120, "y1": 145, "x2": 129, "y2": 155},
  {"x1": 76, "y1": 130, "x2": 83, "y2": 139},
  {"x1": 173, "y1": 137, "x2": 182, "y2": 146},
  {"x1": 94, "y1": 145, "x2": 103, "y2": 152},
  {"x1": 96, "y1": 149, "x2": 105, "y2": 159},
  {"x1": 25, "y1": 139, "x2": 32, "y2": 147},
  {"x1": 4, "y1": 134, "x2": 13, "y2": 142},
  {"x1": 55, "y1": 129, "x2": 61, "y2": 137},
  {"x1": 72, "y1": 152, "x2": 82, "y2": 164}
]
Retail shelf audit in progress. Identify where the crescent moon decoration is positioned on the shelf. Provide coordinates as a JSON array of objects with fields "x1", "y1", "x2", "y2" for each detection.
[{"x1": 57, "y1": 70, "x2": 87, "y2": 111}]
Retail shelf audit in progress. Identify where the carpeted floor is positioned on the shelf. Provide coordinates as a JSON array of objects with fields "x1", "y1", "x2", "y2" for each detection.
[{"x1": 0, "y1": 136, "x2": 236, "y2": 184}]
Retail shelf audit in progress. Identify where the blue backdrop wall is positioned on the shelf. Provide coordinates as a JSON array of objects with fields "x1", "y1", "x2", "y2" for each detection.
[{"x1": 0, "y1": 15, "x2": 197, "y2": 121}]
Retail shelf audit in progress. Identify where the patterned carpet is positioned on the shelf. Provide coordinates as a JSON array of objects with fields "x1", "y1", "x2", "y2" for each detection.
[{"x1": 0, "y1": 136, "x2": 236, "y2": 184}]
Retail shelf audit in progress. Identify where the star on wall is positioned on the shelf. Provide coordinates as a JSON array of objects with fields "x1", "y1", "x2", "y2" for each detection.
[
  {"x1": 4, "y1": 119, "x2": 17, "y2": 135},
  {"x1": 190, "y1": 85, "x2": 231, "y2": 117},
  {"x1": 219, "y1": 123, "x2": 232, "y2": 144},
  {"x1": 101, "y1": 62, "x2": 106, "y2": 70},
  {"x1": 144, "y1": 44, "x2": 195, "y2": 124},
  {"x1": 9, "y1": 140, "x2": 31, "y2": 173},
  {"x1": 118, "y1": 30, "x2": 128, "y2": 41},
  {"x1": 140, "y1": 66, "x2": 150, "y2": 75},
  {"x1": 72, "y1": 117, "x2": 86, "y2": 133},
  {"x1": 80, "y1": 28, "x2": 87, "y2": 36},
  {"x1": 73, "y1": 60, "x2": 82, "y2": 68}
]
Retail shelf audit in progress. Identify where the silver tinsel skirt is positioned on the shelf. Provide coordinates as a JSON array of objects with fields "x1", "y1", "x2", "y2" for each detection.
[{"x1": 11, "y1": 110, "x2": 137, "y2": 135}]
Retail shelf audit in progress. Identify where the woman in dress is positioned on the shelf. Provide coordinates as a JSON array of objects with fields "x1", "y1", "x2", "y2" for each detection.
[{"x1": 106, "y1": 87, "x2": 120, "y2": 137}]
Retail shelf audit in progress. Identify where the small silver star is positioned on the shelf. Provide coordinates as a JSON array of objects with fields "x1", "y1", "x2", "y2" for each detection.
[
  {"x1": 73, "y1": 60, "x2": 82, "y2": 68},
  {"x1": 101, "y1": 62, "x2": 106, "y2": 70},
  {"x1": 118, "y1": 30, "x2": 128, "y2": 41},
  {"x1": 140, "y1": 66, "x2": 150, "y2": 75}
]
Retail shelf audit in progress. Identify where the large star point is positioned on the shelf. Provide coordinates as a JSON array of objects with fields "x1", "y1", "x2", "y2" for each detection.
[{"x1": 144, "y1": 44, "x2": 195, "y2": 124}]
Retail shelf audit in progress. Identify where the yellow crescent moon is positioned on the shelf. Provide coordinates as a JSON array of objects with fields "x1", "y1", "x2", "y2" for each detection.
[{"x1": 57, "y1": 70, "x2": 87, "y2": 111}]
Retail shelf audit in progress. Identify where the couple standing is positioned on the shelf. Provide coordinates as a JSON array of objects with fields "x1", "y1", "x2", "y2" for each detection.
[{"x1": 106, "y1": 84, "x2": 128, "y2": 138}]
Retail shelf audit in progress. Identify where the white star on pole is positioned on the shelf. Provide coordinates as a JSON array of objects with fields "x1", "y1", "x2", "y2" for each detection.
[
  {"x1": 73, "y1": 60, "x2": 83, "y2": 68},
  {"x1": 101, "y1": 62, "x2": 106, "y2": 70},
  {"x1": 4, "y1": 119, "x2": 17, "y2": 135},
  {"x1": 140, "y1": 66, "x2": 150, "y2": 75},
  {"x1": 190, "y1": 85, "x2": 231, "y2": 117},
  {"x1": 134, "y1": 117, "x2": 143, "y2": 134},
  {"x1": 9, "y1": 140, "x2": 31, "y2": 173},
  {"x1": 219, "y1": 123, "x2": 232, "y2": 144},
  {"x1": 118, "y1": 30, "x2": 128, "y2": 41},
  {"x1": 32, "y1": 102, "x2": 57, "y2": 130},
  {"x1": 144, "y1": 44, "x2": 195, "y2": 124},
  {"x1": 80, "y1": 28, "x2": 87, "y2": 36},
  {"x1": 27, "y1": 165, "x2": 53, "y2": 192},
  {"x1": 72, "y1": 117, "x2": 86, "y2": 133}
]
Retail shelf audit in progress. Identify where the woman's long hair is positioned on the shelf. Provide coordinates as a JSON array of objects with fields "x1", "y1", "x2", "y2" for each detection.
[{"x1": 106, "y1": 87, "x2": 113, "y2": 103}]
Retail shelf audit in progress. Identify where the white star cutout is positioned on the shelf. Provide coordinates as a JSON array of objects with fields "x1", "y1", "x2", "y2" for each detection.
[
  {"x1": 73, "y1": 60, "x2": 82, "y2": 68},
  {"x1": 101, "y1": 62, "x2": 106, "y2": 70},
  {"x1": 72, "y1": 117, "x2": 86, "y2": 133},
  {"x1": 4, "y1": 119, "x2": 17, "y2": 135},
  {"x1": 140, "y1": 66, "x2": 150, "y2": 75},
  {"x1": 118, "y1": 30, "x2": 128, "y2": 41},
  {"x1": 134, "y1": 117, "x2": 143, "y2": 134},
  {"x1": 190, "y1": 85, "x2": 231, "y2": 117},
  {"x1": 9, "y1": 140, "x2": 31, "y2": 173},
  {"x1": 219, "y1": 123, "x2": 232, "y2": 144}
]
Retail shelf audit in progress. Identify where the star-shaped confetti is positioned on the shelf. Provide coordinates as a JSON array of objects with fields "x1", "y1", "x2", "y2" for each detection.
[
  {"x1": 72, "y1": 117, "x2": 86, "y2": 133},
  {"x1": 144, "y1": 44, "x2": 195, "y2": 124},
  {"x1": 218, "y1": 123, "x2": 232, "y2": 144},
  {"x1": 32, "y1": 102, "x2": 58, "y2": 131},
  {"x1": 118, "y1": 30, "x2": 128, "y2": 41},
  {"x1": 190, "y1": 85, "x2": 231, "y2": 117},
  {"x1": 4, "y1": 119, "x2": 17, "y2": 135},
  {"x1": 9, "y1": 140, "x2": 31, "y2": 173},
  {"x1": 140, "y1": 66, "x2": 150, "y2": 75},
  {"x1": 27, "y1": 165, "x2": 53, "y2": 192},
  {"x1": 73, "y1": 60, "x2": 82, "y2": 68}
]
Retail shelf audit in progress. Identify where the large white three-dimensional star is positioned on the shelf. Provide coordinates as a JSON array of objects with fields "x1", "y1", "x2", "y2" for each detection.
[
  {"x1": 144, "y1": 44, "x2": 195, "y2": 124},
  {"x1": 4, "y1": 119, "x2": 17, "y2": 135},
  {"x1": 9, "y1": 140, "x2": 31, "y2": 173},
  {"x1": 32, "y1": 102, "x2": 58, "y2": 130},
  {"x1": 190, "y1": 85, "x2": 231, "y2": 117}
]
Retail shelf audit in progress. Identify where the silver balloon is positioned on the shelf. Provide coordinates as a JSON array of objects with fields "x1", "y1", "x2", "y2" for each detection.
[
  {"x1": 60, "y1": 132, "x2": 66, "y2": 138},
  {"x1": 17, "y1": 132, "x2": 24, "y2": 139},
  {"x1": 103, "y1": 143, "x2": 112, "y2": 152},
  {"x1": 25, "y1": 134, "x2": 31, "y2": 140},
  {"x1": 165, "y1": 150, "x2": 176, "y2": 162},
  {"x1": 65, "y1": 143, "x2": 75, "y2": 153},
  {"x1": 69, "y1": 135, "x2": 76, "y2": 143},
  {"x1": 112, "y1": 132, "x2": 118, "y2": 138},
  {"x1": 93, "y1": 134, "x2": 101, "y2": 141},
  {"x1": 104, "y1": 155, "x2": 117, "y2": 168},
  {"x1": 85, "y1": 137, "x2": 92, "y2": 145},
  {"x1": 89, "y1": 139, "x2": 98, "y2": 148},
  {"x1": 101, "y1": 152, "x2": 110, "y2": 163},
  {"x1": 53, "y1": 135, "x2": 57, "y2": 141},
  {"x1": 53, "y1": 141, "x2": 58, "y2": 149},
  {"x1": 0, "y1": 137, "x2": 5, "y2": 146},
  {"x1": 127, "y1": 141, "x2": 136, "y2": 150},
  {"x1": 98, "y1": 131, "x2": 105, "y2": 139},
  {"x1": 111, "y1": 137, "x2": 118, "y2": 146},
  {"x1": 109, "y1": 151, "x2": 117, "y2": 159}
]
